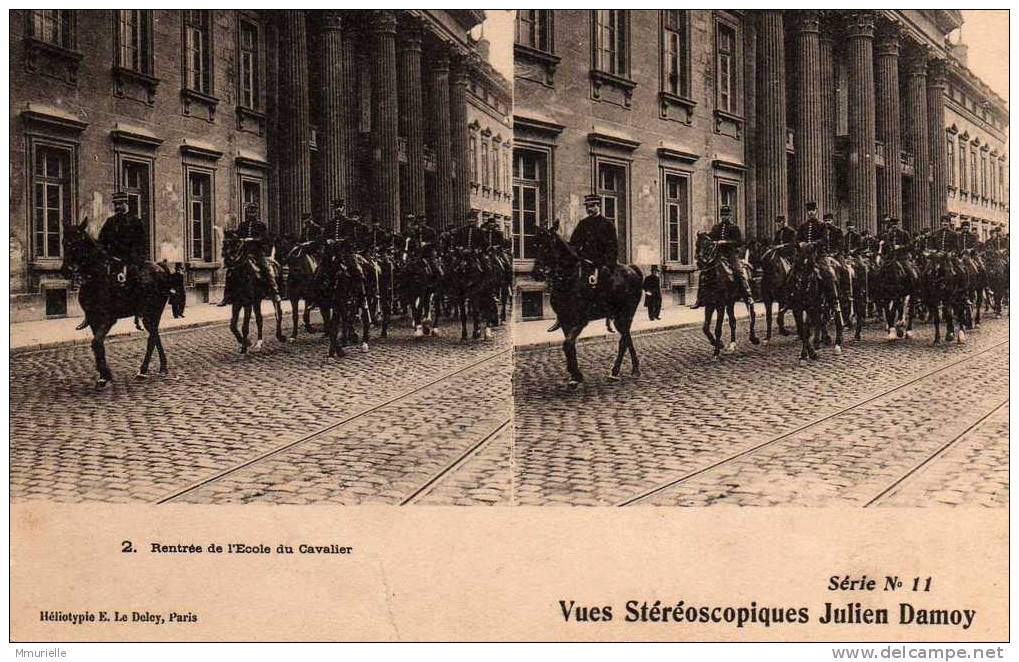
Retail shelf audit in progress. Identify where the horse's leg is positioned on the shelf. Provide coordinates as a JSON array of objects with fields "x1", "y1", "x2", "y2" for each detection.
[
  {"x1": 930, "y1": 299, "x2": 942, "y2": 345},
  {"x1": 138, "y1": 325, "x2": 157, "y2": 378},
  {"x1": 91, "y1": 319, "x2": 116, "y2": 387},
  {"x1": 610, "y1": 330, "x2": 627, "y2": 379},
  {"x1": 562, "y1": 324, "x2": 585, "y2": 387},
  {"x1": 713, "y1": 305, "x2": 724, "y2": 358},
  {"x1": 290, "y1": 297, "x2": 300, "y2": 340},
  {"x1": 792, "y1": 309, "x2": 809, "y2": 362},
  {"x1": 360, "y1": 303, "x2": 371, "y2": 351},
  {"x1": 229, "y1": 304, "x2": 244, "y2": 349},
  {"x1": 702, "y1": 307, "x2": 716, "y2": 349},
  {"x1": 764, "y1": 298, "x2": 773, "y2": 344},
  {"x1": 459, "y1": 297, "x2": 468, "y2": 342},
  {"x1": 240, "y1": 305, "x2": 252, "y2": 353},
  {"x1": 724, "y1": 302, "x2": 737, "y2": 354},
  {"x1": 252, "y1": 303, "x2": 265, "y2": 351}
]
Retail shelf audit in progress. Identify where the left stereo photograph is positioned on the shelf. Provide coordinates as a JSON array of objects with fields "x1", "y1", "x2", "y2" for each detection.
[{"x1": 10, "y1": 9, "x2": 516, "y2": 505}]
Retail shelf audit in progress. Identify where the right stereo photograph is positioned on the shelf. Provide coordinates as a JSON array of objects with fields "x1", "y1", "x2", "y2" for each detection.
[{"x1": 509, "y1": 9, "x2": 1009, "y2": 507}]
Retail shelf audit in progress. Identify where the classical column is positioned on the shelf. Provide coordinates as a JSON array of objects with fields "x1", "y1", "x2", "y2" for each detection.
[
  {"x1": 277, "y1": 11, "x2": 312, "y2": 236},
  {"x1": 318, "y1": 11, "x2": 347, "y2": 213},
  {"x1": 904, "y1": 46, "x2": 931, "y2": 232},
  {"x1": 819, "y1": 16, "x2": 838, "y2": 219},
  {"x1": 755, "y1": 10, "x2": 788, "y2": 239},
  {"x1": 742, "y1": 17, "x2": 758, "y2": 238},
  {"x1": 874, "y1": 21, "x2": 903, "y2": 223},
  {"x1": 927, "y1": 57, "x2": 948, "y2": 225},
  {"x1": 430, "y1": 47, "x2": 453, "y2": 229},
  {"x1": 340, "y1": 19, "x2": 361, "y2": 213},
  {"x1": 794, "y1": 10, "x2": 825, "y2": 217},
  {"x1": 845, "y1": 11, "x2": 878, "y2": 234},
  {"x1": 397, "y1": 17, "x2": 425, "y2": 224},
  {"x1": 370, "y1": 10, "x2": 400, "y2": 230},
  {"x1": 450, "y1": 57, "x2": 472, "y2": 228}
]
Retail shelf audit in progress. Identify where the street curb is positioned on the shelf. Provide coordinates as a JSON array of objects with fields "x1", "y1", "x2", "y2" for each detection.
[
  {"x1": 10, "y1": 316, "x2": 235, "y2": 356},
  {"x1": 513, "y1": 315, "x2": 718, "y2": 353}
]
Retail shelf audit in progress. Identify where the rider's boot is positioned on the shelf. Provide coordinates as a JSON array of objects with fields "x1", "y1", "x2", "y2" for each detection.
[
  {"x1": 546, "y1": 318, "x2": 561, "y2": 333},
  {"x1": 75, "y1": 317, "x2": 90, "y2": 331},
  {"x1": 134, "y1": 315, "x2": 142, "y2": 331}
]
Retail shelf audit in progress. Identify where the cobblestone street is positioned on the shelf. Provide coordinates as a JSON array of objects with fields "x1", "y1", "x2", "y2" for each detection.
[
  {"x1": 10, "y1": 319, "x2": 511, "y2": 505},
  {"x1": 514, "y1": 316, "x2": 1009, "y2": 507}
]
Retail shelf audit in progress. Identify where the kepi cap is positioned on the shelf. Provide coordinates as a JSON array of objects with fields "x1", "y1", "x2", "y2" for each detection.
[{"x1": 583, "y1": 194, "x2": 601, "y2": 204}]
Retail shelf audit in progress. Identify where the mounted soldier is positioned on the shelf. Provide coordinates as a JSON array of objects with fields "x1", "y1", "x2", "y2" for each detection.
[
  {"x1": 822, "y1": 213, "x2": 844, "y2": 255},
  {"x1": 546, "y1": 194, "x2": 619, "y2": 332},
  {"x1": 958, "y1": 219, "x2": 980, "y2": 252},
  {"x1": 926, "y1": 215, "x2": 960, "y2": 254},
  {"x1": 844, "y1": 219, "x2": 863, "y2": 254},
  {"x1": 773, "y1": 215, "x2": 796, "y2": 246},
  {"x1": 985, "y1": 226, "x2": 1007, "y2": 251},
  {"x1": 879, "y1": 216, "x2": 911, "y2": 256},
  {"x1": 76, "y1": 191, "x2": 149, "y2": 330},
  {"x1": 692, "y1": 204, "x2": 752, "y2": 308},
  {"x1": 221, "y1": 202, "x2": 281, "y2": 305}
]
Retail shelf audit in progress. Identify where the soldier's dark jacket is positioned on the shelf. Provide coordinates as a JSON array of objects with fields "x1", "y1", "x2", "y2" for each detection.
[
  {"x1": 796, "y1": 218, "x2": 827, "y2": 247},
  {"x1": 99, "y1": 212, "x2": 147, "y2": 265},
  {"x1": 845, "y1": 227, "x2": 863, "y2": 252},
  {"x1": 570, "y1": 213, "x2": 618, "y2": 267},
  {"x1": 881, "y1": 225, "x2": 910, "y2": 249},
  {"x1": 774, "y1": 224, "x2": 797, "y2": 245},
  {"x1": 958, "y1": 230, "x2": 979, "y2": 251},
  {"x1": 926, "y1": 227, "x2": 960, "y2": 252},
  {"x1": 823, "y1": 222, "x2": 844, "y2": 254}
]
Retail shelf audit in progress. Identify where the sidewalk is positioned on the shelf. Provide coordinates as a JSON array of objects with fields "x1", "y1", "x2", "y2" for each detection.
[
  {"x1": 10, "y1": 303, "x2": 240, "y2": 353},
  {"x1": 513, "y1": 302, "x2": 765, "y2": 349}
]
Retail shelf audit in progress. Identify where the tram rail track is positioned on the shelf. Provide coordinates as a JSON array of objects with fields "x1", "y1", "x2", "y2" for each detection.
[
  {"x1": 863, "y1": 398, "x2": 1009, "y2": 507},
  {"x1": 616, "y1": 338, "x2": 1009, "y2": 507},
  {"x1": 157, "y1": 345, "x2": 512, "y2": 504}
]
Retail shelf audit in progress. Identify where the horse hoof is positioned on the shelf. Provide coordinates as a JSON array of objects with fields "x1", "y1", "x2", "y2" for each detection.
[
  {"x1": 483, "y1": 328, "x2": 493, "y2": 341},
  {"x1": 95, "y1": 378, "x2": 110, "y2": 389},
  {"x1": 414, "y1": 328, "x2": 424, "y2": 338},
  {"x1": 886, "y1": 330, "x2": 897, "y2": 341},
  {"x1": 905, "y1": 330, "x2": 913, "y2": 339},
  {"x1": 945, "y1": 333, "x2": 955, "y2": 342},
  {"x1": 750, "y1": 336, "x2": 760, "y2": 346},
  {"x1": 723, "y1": 343, "x2": 736, "y2": 355},
  {"x1": 608, "y1": 373, "x2": 621, "y2": 381},
  {"x1": 360, "y1": 342, "x2": 369, "y2": 353},
  {"x1": 567, "y1": 380, "x2": 580, "y2": 390},
  {"x1": 135, "y1": 371, "x2": 149, "y2": 380},
  {"x1": 239, "y1": 346, "x2": 248, "y2": 355},
  {"x1": 762, "y1": 338, "x2": 770, "y2": 346},
  {"x1": 631, "y1": 368, "x2": 641, "y2": 378},
  {"x1": 957, "y1": 330, "x2": 966, "y2": 344},
  {"x1": 834, "y1": 345, "x2": 843, "y2": 356},
  {"x1": 253, "y1": 340, "x2": 264, "y2": 352},
  {"x1": 896, "y1": 328, "x2": 904, "y2": 338}
]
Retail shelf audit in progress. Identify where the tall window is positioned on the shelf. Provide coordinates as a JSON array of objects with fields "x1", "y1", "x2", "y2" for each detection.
[
  {"x1": 30, "y1": 10, "x2": 73, "y2": 49},
  {"x1": 238, "y1": 19, "x2": 261, "y2": 110},
  {"x1": 597, "y1": 161, "x2": 628, "y2": 263},
  {"x1": 716, "y1": 21, "x2": 737, "y2": 114},
  {"x1": 980, "y1": 153, "x2": 988, "y2": 200},
  {"x1": 469, "y1": 134, "x2": 478, "y2": 186},
  {"x1": 512, "y1": 149, "x2": 548, "y2": 260},
  {"x1": 184, "y1": 10, "x2": 212, "y2": 94},
  {"x1": 481, "y1": 140, "x2": 490, "y2": 192},
  {"x1": 117, "y1": 10, "x2": 152, "y2": 73},
  {"x1": 958, "y1": 140, "x2": 967, "y2": 191},
  {"x1": 491, "y1": 143, "x2": 501, "y2": 194},
  {"x1": 970, "y1": 148, "x2": 978, "y2": 198},
  {"x1": 186, "y1": 169, "x2": 214, "y2": 262},
  {"x1": 121, "y1": 160, "x2": 152, "y2": 259},
  {"x1": 594, "y1": 10, "x2": 628, "y2": 76},
  {"x1": 998, "y1": 163, "x2": 1004, "y2": 204},
  {"x1": 662, "y1": 11, "x2": 689, "y2": 98},
  {"x1": 32, "y1": 145, "x2": 73, "y2": 259},
  {"x1": 946, "y1": 137, "x2": 955, "y2": 188},
  {"x1": 663, "y1": 173, "x2": 690, "y2": 264},
  {"x1": 516, "y1": 10, "x2": 552, "y2": 52},
  {"x1": 717, "y1": 180, "x2": 739, "y2": 224}
]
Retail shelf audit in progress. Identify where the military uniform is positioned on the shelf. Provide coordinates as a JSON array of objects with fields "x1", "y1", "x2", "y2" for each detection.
[
  {"x1": 569, "y1": 212, "x2": 618, "y2": 271},
  {"x1": 822, "y1": 217, "x2": 843, "y2": 255},
  {"x1": 774, "y1": 222, "x2": 797, "y2": 246},
  {"x1": 707, "y1": 215, "x2": 753, "y2": 301},
  {"x1": 880, "y1": 222, "x2": 910, "y2": 256},
  {"x1": 796, "y1": 216, "x2": 828, "y2": 250},
  {"x1": 958, "y1": 226, "x2": 979, "y2": 252},
  {"x1": 844, "y1": 225, "x2": 863, "y2": 253},
  {"x1": 234, "y1": 210, "x2": 282, "y2": 301},
  {"x1": 99, "y1": 208, "x2": 147, "y2": 268},
  {"x1": 927, "y1": 225, "x2": 960, "y2": 253}
]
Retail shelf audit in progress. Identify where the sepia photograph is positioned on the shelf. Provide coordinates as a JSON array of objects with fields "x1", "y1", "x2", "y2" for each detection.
[
  {"x1": 9, "y1": 9, "x2": 516, "y2": 506},
  {"x1": 7, "y1": 6, "x2": 1011, "y2": 648},
  {"x1": 511, "y1": 9, "x2": 1008, "y2": 508}
]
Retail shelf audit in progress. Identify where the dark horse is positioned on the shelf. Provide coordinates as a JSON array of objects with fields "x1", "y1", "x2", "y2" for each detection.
[
  {"x1": 278, "y1": 235, "x2": 319, "y2": 341},
  {"x1": 222, "y1": 232, "x2": 285, "y2": 353},
  {"x1": 748, "y1": 239, "x2": 793, "y2": 343},
  {"x1": 62, "y1": 218, "x2": 186, "y2": 388},
  {"x1": 532, "y1": 221, "x2": 643, "y2": 388},
  {"x1": 694, "y1": 233, "x2": 759, "y2": 357}
]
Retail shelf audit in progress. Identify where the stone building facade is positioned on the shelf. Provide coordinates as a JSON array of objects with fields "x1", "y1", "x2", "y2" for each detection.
[
  {"x1": 467, "y1": 42, "x2": 514, "y2": 235},
  {"x1": 10, "y1": 9, "x2": 504, "y2": 321},
  {"x1": 511, "y1": 10, "x2": 1008, "y2": 320}
]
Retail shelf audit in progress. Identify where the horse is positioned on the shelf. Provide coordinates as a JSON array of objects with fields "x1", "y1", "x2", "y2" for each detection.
[
  {"x1": 61, "y1": 218, "x2": 186, "y2": 388},
  {"x1": 982, "y1": 248, "x2": 1009, "y2": 318},
  {"x1": 532, "y1": 221, "x2": 643, "y2": 388},
  {"x1": 917, "y1": 250, "x2": 967, "y2": 345},
  {"x1": 445, "y1": 246, "x2": 503, "y2": 343},
  {"x1": 785, "y1": 244, "x2": 829, "y2": 362},
  {"x1": 398, "y1": 243, "x2": 441, "y2": 338},
  {"x1": 694, "y1": 233, "x2": 759, "y2": 357},
  {"x1": 278, "y1": 235, "x2": 319, "y2": 341},
  {"x1": 222, "y1": 232, "x2": 285, "y2": 353},
  {"x1": 748, "y1": 239, "x2": 793, "y2": 343},
  {"x1": 871, "y1": 244, "x2": 920, "y2": 341},
  {"x1": 319, "y1": 244, "x2": 373, "y2": 357}
]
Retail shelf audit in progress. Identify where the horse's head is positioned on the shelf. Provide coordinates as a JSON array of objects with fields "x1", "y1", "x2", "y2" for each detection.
[
  {"x1": 531, "y1": 219, "x2": 567, "y2": 282},
  {"x1": 61, "y1": 217, "x2": 101, "y2": 279},
  {"x1": 694, "y1": 232, "x2": 718, "y2": 269}
]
